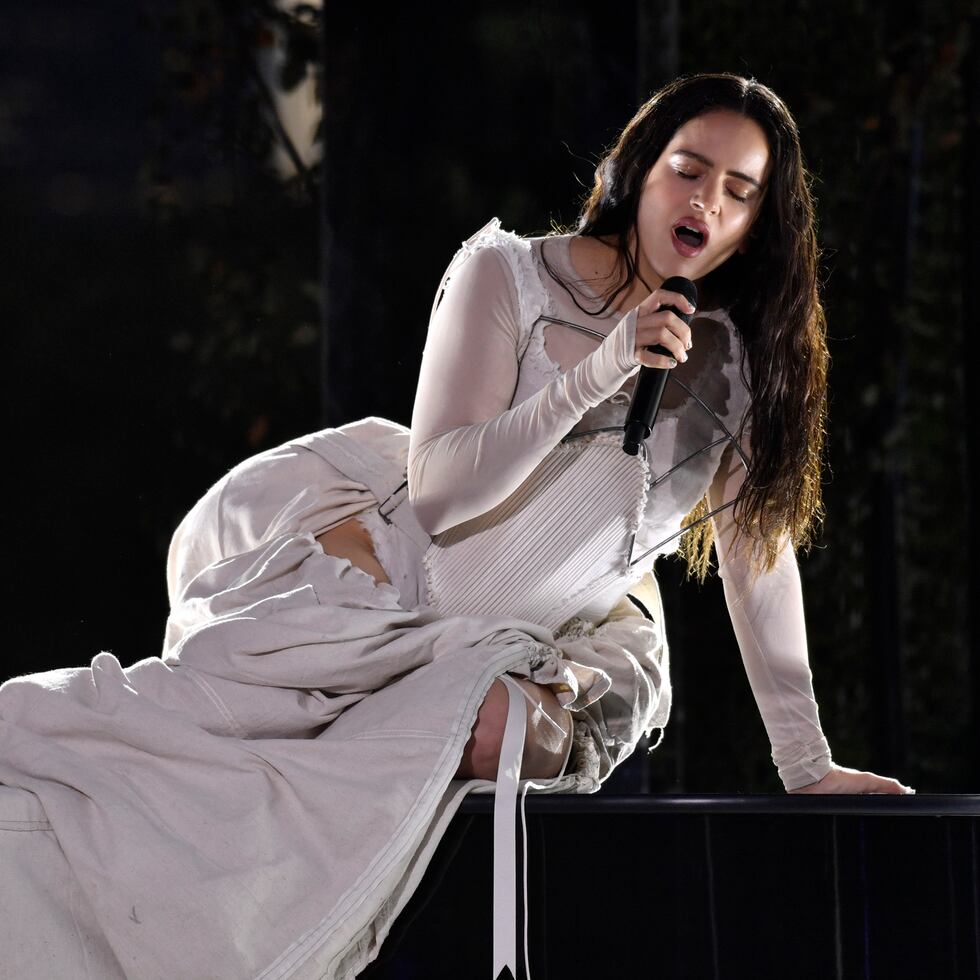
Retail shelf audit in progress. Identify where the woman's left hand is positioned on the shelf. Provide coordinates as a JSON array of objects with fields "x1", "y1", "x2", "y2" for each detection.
[{"x1": 788, "y1": 763, "x2": 915, "y2": 795}]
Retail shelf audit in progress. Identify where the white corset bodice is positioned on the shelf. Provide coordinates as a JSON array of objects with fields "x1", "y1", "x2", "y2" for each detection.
[{"x1": 423, "y1": 431, "x2": 651, "y2": 631}]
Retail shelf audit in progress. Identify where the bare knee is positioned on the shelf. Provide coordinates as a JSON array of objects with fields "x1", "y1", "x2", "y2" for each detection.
[
  {"x1": 454, "y1": 677, "x2": 572, "y2": 781},
  {"x1": 455, "y1": 679, "x2": 510, "y2": 780},
  {"x1": 519, "y1": 680, "x2": 573, "y2": 779}
]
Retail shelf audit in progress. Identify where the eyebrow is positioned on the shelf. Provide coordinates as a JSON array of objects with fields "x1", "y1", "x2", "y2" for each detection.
[{"x1": 673, "y1": 149, "x2": 763, "y2": 189}]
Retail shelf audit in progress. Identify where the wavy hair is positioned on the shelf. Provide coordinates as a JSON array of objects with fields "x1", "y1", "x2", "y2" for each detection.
[{"x1": 539, "y1": 72, "x2": 828, "y2": 578}]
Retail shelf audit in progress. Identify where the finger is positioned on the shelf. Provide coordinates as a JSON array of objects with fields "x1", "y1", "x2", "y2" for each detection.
[
  {"x1": 636, "y1": 316, "x2": 691, "y2": 361},
  {"x1": 867, "y1": 773, "x2": 914, "y2": 795},
  {"x1": 637, "y1": 348, "x2": 678, "y2": 370},
  {"x1": 638, "y1": 309, "x2": 694, "y2": 347},
  {"x1": 851, "y1": 771, "x2": 898, "y2": 794},
  {"x1": 635, "y1": 338, "x2": 686, "y2": 366},
  {"x1": 638, "y1": 288, "x2": 697, "y2": 317}
]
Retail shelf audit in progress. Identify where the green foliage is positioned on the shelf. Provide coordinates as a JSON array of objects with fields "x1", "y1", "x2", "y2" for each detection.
[{"x1": 137, "y1": 0, "x2": 324, "y2": 472}]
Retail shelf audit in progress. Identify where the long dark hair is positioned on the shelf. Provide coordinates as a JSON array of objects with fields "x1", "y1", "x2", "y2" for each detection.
[{"x1": 541, "y1": 72, "x2": 828, "y2": 577}]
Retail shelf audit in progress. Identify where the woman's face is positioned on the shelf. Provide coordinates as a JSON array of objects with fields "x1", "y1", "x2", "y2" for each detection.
[{"x1": 631, "y1": 108, "x2": 771, "y2": 290}]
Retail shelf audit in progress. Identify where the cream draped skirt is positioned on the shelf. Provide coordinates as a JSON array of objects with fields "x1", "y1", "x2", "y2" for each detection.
[{"x1": 1, "y1": 418, "x2": 669, "y2": 979}]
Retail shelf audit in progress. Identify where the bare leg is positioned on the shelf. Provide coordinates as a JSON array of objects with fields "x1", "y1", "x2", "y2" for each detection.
[
  {"x1": 316, "y1": 523, "x2": 570, "y2": 779},
  {"x1": 455, "y1": 676, "x2": 572, "y2": 781},
  {"x1": 315, "y1": 516, "x2": 391, "y2": 586}
]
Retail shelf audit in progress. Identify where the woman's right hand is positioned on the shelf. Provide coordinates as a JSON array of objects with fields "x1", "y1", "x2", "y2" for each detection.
[{"x1": 632, "y1": 287, "x2": 696, "y2": 369}]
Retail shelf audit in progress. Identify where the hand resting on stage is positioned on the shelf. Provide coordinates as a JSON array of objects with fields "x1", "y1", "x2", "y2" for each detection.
[{"x1": 788, "y1": 764, "x2": 914, "y2": 795}]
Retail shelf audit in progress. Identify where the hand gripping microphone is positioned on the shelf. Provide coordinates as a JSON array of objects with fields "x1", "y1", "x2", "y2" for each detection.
[{"x1": 622, "y1": 275, "x2": 698, "y2": 455}]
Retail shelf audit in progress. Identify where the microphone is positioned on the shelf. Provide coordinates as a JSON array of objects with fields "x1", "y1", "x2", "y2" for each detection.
[{"x1": 622, "y1": 275, "x2": 698, "y2": 455}]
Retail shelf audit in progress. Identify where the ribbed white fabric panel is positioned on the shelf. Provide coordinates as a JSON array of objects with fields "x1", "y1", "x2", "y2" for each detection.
[{"x1": 423, "y1": 437, "x2": 649, "y2": 631}]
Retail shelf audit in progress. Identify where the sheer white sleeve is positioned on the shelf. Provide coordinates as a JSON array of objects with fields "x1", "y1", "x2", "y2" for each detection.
[
  {"x1": 709, "y1": 442, "x2": 834, "y2": 791},
  {"x1": 408, "y1": 242, "x2": 640, "y2": 536}
]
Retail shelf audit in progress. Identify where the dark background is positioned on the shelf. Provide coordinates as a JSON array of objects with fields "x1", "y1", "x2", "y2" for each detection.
[{"x1": 2, "y1": 1, "x2": 977, "y2": 793}]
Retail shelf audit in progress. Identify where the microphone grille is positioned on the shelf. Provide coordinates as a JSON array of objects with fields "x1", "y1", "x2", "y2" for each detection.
[{"x1": 659, "y1": 275, "x2": 698, "y2": 308}]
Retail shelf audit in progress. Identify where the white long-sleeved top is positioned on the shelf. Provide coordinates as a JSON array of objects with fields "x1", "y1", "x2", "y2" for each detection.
[{"x1": 408, "y1": 217, "x2": 833, "y2": 790}]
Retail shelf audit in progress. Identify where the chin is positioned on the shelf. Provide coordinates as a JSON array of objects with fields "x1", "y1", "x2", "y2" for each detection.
[{"x1": 691, "y1": 253, "x2": 733, "y2": 283}]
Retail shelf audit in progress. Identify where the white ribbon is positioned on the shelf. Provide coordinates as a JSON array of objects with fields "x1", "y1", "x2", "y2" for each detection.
[
  {"x1": 493, "y1": 675, "x2": 569, "y2": 980},
  {"x1": 492, "y1": 676, "x2": 525, "y2": 980}
]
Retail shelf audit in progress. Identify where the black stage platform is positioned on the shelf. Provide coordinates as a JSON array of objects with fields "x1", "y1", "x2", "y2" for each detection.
[{"x1": 360, "y1": 794, "x2": 980, "y2": 980}]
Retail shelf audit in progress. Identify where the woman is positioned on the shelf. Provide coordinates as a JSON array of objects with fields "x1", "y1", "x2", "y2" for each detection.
[
  {"x1": 329, "y1": 72, "x2": 912, "y2": 796},
  {"x1": 0, "y1": 73, "x2": 912, "y2": 979}
]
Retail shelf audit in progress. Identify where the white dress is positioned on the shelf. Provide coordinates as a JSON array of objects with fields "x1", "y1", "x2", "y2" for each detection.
[
  {"x1": 409, "y1": 216, "x2": 833, "y2": 789},
  {"x1": 0, "y1": 217, "x2": 832, "y2": 980}
]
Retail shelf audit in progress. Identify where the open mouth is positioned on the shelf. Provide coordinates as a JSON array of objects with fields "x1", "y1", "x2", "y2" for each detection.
[{"x1": 673, "y1": 224, "x2": 705, "y2": 248}]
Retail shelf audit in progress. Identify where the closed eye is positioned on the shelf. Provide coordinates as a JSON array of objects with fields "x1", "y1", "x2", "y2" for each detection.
[{"x1": 673, "y1": 169, "x2": 749, "y2": 204}]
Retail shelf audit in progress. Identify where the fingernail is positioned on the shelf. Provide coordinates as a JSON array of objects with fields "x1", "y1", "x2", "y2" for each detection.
[{"x1": 668, "y1": 358, "x2": 678, "y2": 368}]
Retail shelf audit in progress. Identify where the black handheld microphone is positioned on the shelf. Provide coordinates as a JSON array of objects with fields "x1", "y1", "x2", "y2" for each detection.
[{"x1": 622, "y1": 275, "x2": 698, "y2": 456}]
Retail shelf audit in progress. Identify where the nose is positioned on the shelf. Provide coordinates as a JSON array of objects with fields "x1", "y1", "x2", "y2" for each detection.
[{"x1": 691, "y1": 183, "x2": 721, "y2": 215}]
